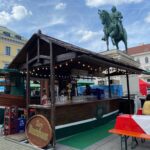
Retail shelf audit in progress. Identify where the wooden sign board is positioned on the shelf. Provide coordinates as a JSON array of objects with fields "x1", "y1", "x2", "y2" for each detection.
[
  {"x1": 25, "y1": 115, "x2": 52, "y2": 148},
  {"x1": 56, "y1": 52, "x2": 76, "y2": 62}
]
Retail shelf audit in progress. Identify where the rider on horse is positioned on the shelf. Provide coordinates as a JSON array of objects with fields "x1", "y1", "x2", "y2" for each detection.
[
  {"x1": 110, "y1": 6, "x2": 123, "y2": 36},
  {"x1": 98, "y1": 6, "x2": 128, "y2": 51}
]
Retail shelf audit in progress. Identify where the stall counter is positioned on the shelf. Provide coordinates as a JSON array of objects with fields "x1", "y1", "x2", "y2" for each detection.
[{"x1": 29, "y1": 97, "x2": 120, "y2": 126}]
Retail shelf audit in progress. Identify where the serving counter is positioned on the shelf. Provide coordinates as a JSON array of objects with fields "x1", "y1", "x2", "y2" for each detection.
[{"x1": 29, "y1": 97, "x2": 120, "y2": 126}]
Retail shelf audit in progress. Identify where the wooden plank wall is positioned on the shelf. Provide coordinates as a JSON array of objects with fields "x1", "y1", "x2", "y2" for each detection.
[
  {"x1": 0, "y1": 94, "x2": 26, "y2": 108},
  {"x1": 35, "y1": 99, "x2": 119, "y2": 126}
]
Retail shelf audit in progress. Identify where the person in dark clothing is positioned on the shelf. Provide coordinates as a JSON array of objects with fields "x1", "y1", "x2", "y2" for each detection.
[
  {"x1": 146, "y1": 94, "x2": 150, "y2": 100},
  {"x1": 85, "y1": 84, "x2": 91, "y2": 95}
]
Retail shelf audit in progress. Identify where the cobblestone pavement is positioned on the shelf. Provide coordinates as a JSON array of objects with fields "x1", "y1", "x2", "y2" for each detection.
[{"x1": 1, "y1": 135, "x2": 150, "y2": 150}]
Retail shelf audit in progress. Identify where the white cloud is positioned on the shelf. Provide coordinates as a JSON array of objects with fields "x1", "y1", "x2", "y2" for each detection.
[
  {"x1": 27, "y1": 16, "x2": 65, "y2": 33},
  {"x1": 49, "y1": 17, "x2": 65, "y2": 26},
  {"x1": 54, "y1": 27, "x2": 106, "y2": 52},
  {"x1": 0, "y1": 0, "x2": 16, "y2": 10},
  {"x1": 55, "y1": 2, "x2": 66, "y2": 10},
  {"x1": 12, "y1": 5, "x2": 32, "y2": 20},
  {"x1": 0, "y1": 11, "x2": 12, "y2": 26},
  {"x1": 0, "y1": 5, "x2": 32, "y2": 26},
  {"x1": 125, "y1": 21, "x2": 150, "y2": 47},
  {"x1": 145, "y1": 12, "x2": 150, "y2": 23},
  {"x1": 76, "y1": 30, "x2": 99, "y2": 42},
  {"x1": 85, "y1": 0, "x2": 143, "y2": 7}
]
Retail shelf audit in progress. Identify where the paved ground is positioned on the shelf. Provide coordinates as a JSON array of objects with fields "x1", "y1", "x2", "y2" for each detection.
[
  {"x1": 85, "y1": 134, "x2": 150, "y2": 150},
  {"x1": 0, "y1": 137, "x2": 38, "y2": 150},
  {"x1": 0, "y1": 136, "x2": 77, "y2": 150},
  {"x1": 1, "y1": 135, "x2": 150, "y2": 150}
]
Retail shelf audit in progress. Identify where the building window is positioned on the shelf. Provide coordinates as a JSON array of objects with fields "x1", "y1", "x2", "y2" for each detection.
[
  {"x1": 145, "y1": 57, "x2": 149, "y2": 64},
  {"x1": 4, "y1": 46, "x2": 11, "y2": 56},
  {"x1": 15, "y1": 35, "x2": 21, "y2": 40},
  {"x1": 3, "y1": 31, "x2": 10, "y2": 37},
  {"x1": 3, "y1": 63, "x2": 9, "y2": 69},
  {"x1": 136, "y1": 58, "x2": 140, "y2": 64}
]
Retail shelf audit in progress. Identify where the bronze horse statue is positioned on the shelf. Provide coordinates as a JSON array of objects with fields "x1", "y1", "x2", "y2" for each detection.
[{"x1": 98, "y1": 10, "x2": 127, "y2": 51}]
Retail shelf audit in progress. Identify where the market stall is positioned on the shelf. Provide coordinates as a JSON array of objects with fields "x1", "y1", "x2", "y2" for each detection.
[{"x1": 9, "y1": 31, "x2": 144, "y2": 148}]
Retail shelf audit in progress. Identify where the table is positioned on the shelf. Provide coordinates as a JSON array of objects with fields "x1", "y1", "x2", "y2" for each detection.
[{"x1": 109, "y1": 114, "x2": 150, "y2": 150}]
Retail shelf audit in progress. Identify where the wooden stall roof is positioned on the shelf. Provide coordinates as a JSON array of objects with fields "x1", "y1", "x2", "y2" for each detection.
[{"x1": 9, "y1": 32, "x2": 143, "y2": 74}]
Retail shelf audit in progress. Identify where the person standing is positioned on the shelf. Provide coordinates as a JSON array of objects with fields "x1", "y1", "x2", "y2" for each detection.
[
  {"x1": 85, "y1": 84, "x2": 91, "y2": 95},
  {"x1": 142, "y1": 94, "x2": 150, "y2": 115},
  {"x1": 41, "y1": 89, "x2": 48, "y2": 105}
]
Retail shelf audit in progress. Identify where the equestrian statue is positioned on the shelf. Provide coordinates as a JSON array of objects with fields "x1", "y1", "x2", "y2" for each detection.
[{"x1": 98, "y1": 6, "x2": 127, "y2": 51}]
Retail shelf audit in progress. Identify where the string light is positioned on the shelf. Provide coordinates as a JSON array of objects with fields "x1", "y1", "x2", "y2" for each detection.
[{"x1": 26, "y1": 60, "x2": 109, "y2": 79}]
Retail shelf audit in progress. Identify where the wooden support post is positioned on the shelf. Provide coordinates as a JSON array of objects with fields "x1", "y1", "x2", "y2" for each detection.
[
  {"x1": 108, "y1": 68, "x2": 111, "y2": 98},
  {"x1": 126, "y1": 72, "x2": 132, "y2": 113},
  {"x1": 26, "y1": 52, "x2": 30, "y2": 119},
  {"x1": 37, "y1": 37, "x2": 40, "y2": 62},
  {"x1": 126, "y1": 73, "x2": 130, "y2": 100},
  {"x1": 49, "y1": 41, "x2": 56, "y2": 148}
]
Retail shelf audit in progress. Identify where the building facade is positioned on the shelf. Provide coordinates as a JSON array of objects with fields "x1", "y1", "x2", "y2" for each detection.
[
  {"x1": 0, "y1": 26, "x2": 26, "y2": 69},
  {"x1": 127, "y1": 44, "x2": 150, "y2": 82}
]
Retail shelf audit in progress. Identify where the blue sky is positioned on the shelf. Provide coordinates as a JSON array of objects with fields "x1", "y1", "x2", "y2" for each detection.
[{"x1": 0, "y1": 0, "x2": 150, "y2": 52}]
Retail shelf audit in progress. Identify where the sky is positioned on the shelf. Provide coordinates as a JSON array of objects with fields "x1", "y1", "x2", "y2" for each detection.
[{"x1": 0, "y1": 0, "x2": 150, "y2": 52}]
